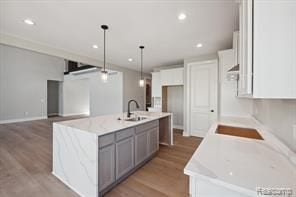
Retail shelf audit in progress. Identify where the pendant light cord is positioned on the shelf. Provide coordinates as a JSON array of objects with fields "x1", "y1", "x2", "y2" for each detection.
[
  {"x1": 103, "y1": 29, "x2": 106, "y2": 72},
  {"x1": 139, "y1": 46, "x2": 144, "y2": 80},
  {"x1": 101, "y1": 25, "x2": 108, "y2": 73},
  {"x1": 141, "y1": 48, "x2": 143, "y2": 79}
]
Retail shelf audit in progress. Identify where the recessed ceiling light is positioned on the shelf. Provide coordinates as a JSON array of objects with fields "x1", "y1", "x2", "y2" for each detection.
[
  {"x1": 128, "y1": 58, "x2": 133, "y2": 62},
  {"x1": 24, "y1": 19, "x2": 35, "y2": 25},
  {"x1": 196, "y1": 43, "x2": 203, "y2": 48},
  {"x1": 178, "y1": 13, "x2": 186, "y2": 21},
  {"x1": 92, "y1": 44, "x2": 98, "y2": 49}
]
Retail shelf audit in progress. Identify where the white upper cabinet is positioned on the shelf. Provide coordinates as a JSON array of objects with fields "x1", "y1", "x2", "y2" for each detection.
[
  {"x1": 238, "y1": 0, "x2": 296, "y2": 98},
  {"x1": 238, "y1": 0, "x2": 253, "y2": 96},
  {"x1": 253, "y1": 0, "x2": 296, "y2": 98},
  {"x1": 160, "y1": 67, "x2": 184, "y2": 86},
  {"x1": 151, "y1": 72, "x2": 161, "y2": 97}
]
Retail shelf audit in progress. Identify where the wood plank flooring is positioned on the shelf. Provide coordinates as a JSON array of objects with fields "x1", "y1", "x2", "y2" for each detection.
[{"x1": 0, "y1": 116, "x2": 202, "y2": 197}]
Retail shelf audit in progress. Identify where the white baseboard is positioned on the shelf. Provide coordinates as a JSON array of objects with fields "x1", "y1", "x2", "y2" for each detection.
[
  {"x1": 182, "y1": 132, "x2": 190, "y2": 137},
  {"x1": 0, "y1": 116, "x2": 47, "y2": 124},
  {"x1": 59, "y1": 112, "x2": 89, "y2": 117},
  {"x1": 173, "y1": 125, "x2": 184, "y2": 130}
]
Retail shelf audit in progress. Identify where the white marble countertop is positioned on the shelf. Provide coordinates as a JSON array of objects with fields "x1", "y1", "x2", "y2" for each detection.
[
  {"x1": 55, "y1": 111, "x2": 171, "y2": 136},
  {"x1": 184, "y1": 116, "x2": 296, "y2": 196}
]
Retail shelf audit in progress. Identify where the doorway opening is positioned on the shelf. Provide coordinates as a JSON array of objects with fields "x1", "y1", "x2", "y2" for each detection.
[
  {"x1": 47, "y1": 80, "x2": 61, "y2": 117},
  {"x1": 144, "y1": 78, "x2": 152, "y2": 111}
]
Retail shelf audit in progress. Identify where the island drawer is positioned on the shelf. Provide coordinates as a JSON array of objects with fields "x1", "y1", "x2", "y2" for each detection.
[
  {"x1": 99, "y1": 133, "x2": 115, "y2": 148},
  {"x1": 116, "y1": 127, "x2": 135, "y2": 141},
  {"x1": 136, "y1": 120, "x2": 159, "y2": 134}
]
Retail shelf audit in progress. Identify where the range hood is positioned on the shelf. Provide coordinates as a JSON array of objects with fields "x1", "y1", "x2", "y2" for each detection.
[
  {"x1": 70, "y1": 65, "x2": 99, "y2": 75},
  {"x1": 227, "y1": 64, "x2": 239, "y2": 81},
  {"x1": 64, "y1": 61, "x2": 100, "y2": 75},
  {"x1": 228, "y1": 64, "x2": 239, "y2": 72},
  {"x1": 226, "y1": 31, "x2": 240, "y2": 81}
]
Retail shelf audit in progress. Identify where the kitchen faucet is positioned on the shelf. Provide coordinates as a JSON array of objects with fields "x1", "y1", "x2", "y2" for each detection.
[{"x1": 127, "y1": 100, "x2": 140, "y2": 118}]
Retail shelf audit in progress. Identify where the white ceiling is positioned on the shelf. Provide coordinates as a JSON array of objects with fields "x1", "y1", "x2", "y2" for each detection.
[{"x1": 0, "y1": 0, "x2": 239, "y2": 72}]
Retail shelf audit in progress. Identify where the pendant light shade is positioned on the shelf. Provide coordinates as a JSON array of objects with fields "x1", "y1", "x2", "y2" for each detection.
[
  {"x1": 139, "y1": 46, "x2": 145, "y2": 87},
  {"x1": 101, "y1": 25, "x2": 108, "y2": 83}
]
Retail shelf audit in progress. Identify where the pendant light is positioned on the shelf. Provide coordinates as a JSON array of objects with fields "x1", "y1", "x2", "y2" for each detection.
[
  {"x1": 139, "y1": 46, "x2": 145, "y2": 87},
  {"x1": 101, "y1": 25, "x2": 108, "y2": 83}
]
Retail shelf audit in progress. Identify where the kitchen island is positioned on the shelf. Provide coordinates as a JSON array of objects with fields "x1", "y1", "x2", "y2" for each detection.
[{"x1": 52, "y1": 111, "x2": 173, "y2": 197}]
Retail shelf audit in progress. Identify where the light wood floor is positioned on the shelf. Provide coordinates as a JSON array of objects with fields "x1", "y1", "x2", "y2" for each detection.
[{"x1": 0, "y1": 116, "x2": 202, "y2": 197}]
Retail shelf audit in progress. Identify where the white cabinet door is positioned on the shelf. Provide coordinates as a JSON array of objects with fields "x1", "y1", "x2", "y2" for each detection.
[
  {"x1": 160, "y1": 68, "x2": 184, "y2": 86},
  {"x1": 253, "y1": 0, "x2": 296, "y2": 98},
  {"x1": 188, "y1": 61, "x2": 218, "y2": 137},
  {"x1": 152, "y1": 72, "x2": 161, "y2": 97},
  {"x1": 238, "y1": 0, "x2": 253, "y2": 97}
]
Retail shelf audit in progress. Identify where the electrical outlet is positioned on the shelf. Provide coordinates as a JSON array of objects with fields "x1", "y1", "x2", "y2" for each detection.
[{"x1": 24, "y1": 112, "x2": 29, "y2": 116}]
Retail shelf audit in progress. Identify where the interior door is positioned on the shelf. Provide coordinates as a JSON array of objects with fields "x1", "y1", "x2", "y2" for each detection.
[{"x1": 189, "y1": 61, "x2": 218, "y2": 137}]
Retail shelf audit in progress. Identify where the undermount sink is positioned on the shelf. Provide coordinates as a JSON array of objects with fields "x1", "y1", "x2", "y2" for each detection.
[
  {"x1": 125, "y1": 117, "x2": 147, "y2": 122},
  {"x1": 216, "y1": 125, "x2": 264, "y2": 140},
  {"x1": 118, "y1": 116, "x2": 147, "y2": 122}
]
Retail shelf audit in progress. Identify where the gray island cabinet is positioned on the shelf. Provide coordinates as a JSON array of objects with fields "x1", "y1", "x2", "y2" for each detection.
[
  {"x1": 52, "y1": 111, "x2": 172, "y2": 197},
  {"x1": 99, "y1": 120, "x2": 159, "y2": 195}
]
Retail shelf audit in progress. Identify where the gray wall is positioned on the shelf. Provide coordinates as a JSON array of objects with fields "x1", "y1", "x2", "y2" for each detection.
[
  {"x1": 47, "y1": 80, "x2": 60, "y2": 116},
  {"x1": 122, "y1": 69, "x2": 146, "y2": 112},
  {"x1": 0, "y1": 43, "x2": 146, "y2": 122},
  {"x1": 0, "y1": 44, "x2": 64, "y2": 122},
  {"x1": 253, "y1": 99, "x2": 296, "y2": 152},
  {"x1": 1, "y1": 35, "x2": 147, "y2": 114}
]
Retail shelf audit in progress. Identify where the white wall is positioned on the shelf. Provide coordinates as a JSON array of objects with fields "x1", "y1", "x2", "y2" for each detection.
[
  {"x1": 218, "y1": 49, "x2": 253, "y2": 117},
  {"x1": 167, "y1": 86, "x2": 183, "y2": 129},
  {"x1": 62, "y1": 75, "x2": 90, "y2": 116},
  {"x1": 0, "y1": 44, "x2": 64, "y2": 123},
  {"x1": 61, "y1": 71, "x2": 123, "y2": 117},
  {"x1": 90, "y1": 72, "x2": 123, "y2": 116},
  {"x1": 253, "y1": 99, "x2": 296, "y2": 152}
]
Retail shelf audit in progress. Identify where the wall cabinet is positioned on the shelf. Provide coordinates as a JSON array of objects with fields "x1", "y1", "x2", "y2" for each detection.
[
  {"x1": 238, "y1": 0, "x2": 253, "y2": 96},
  {"x1": 238, "y1": 0, "x2": 296, "y2": 98},
  {"x1": 152, "y1": 72, "x2": 161, "y2": 97},
  {"x1": 160, "y1": 67, "x2": 184, "y2": 86}
]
